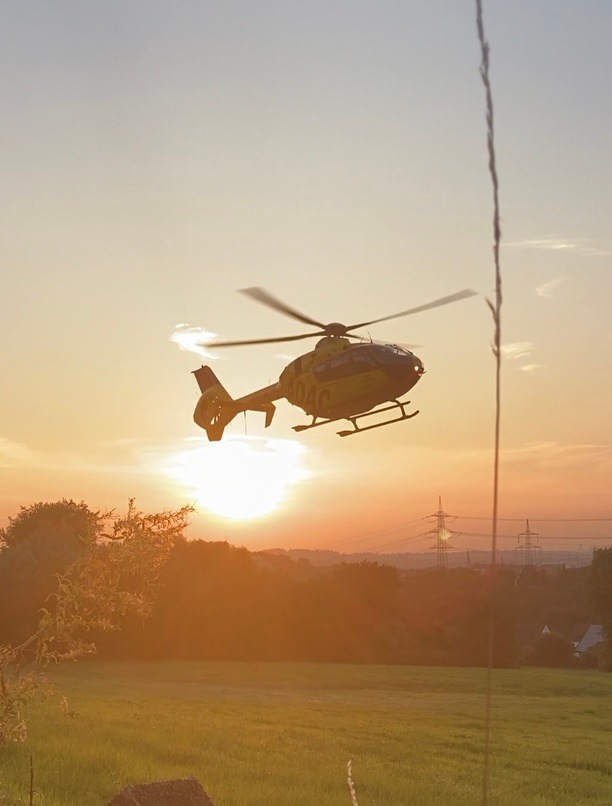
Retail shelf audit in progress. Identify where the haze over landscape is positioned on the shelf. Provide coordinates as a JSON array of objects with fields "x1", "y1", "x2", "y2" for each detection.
[{"x1": 2, "y1": 1, "x2": 611, "y2": 555}]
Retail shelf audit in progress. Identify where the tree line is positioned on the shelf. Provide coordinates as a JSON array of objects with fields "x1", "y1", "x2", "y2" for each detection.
[{"x1": 2, "y1": 500, "x2": 612, "y2": 671}]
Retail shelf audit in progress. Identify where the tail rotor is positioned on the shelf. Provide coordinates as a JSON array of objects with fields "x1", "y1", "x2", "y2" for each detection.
[{"x1": 192, "y1": 366, "x2": 237, "y2": 441}]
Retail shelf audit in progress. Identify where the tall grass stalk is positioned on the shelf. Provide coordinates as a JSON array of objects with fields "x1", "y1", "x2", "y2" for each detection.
[
  {"x1": 475, "y1": 1, "x2": 503, "y2": 803},
  {"x1": 347, "y1": 759, "x2": 359, "y2": 806}
]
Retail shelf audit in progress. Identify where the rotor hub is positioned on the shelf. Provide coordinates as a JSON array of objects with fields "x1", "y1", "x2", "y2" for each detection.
[{"x1": 325, "y1": 322, "x2": 348, "y2": 337}]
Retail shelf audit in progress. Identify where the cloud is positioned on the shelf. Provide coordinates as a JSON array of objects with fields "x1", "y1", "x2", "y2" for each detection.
[
  {"x1": 506, "y1": 237, "x2": 576, "y2": 251},
  {"x1": 0, "y1": 433, "x2": 315, "y2": 506},
  {"x1": 506, "y1": 236, "x2": 612, "y2": 257},
  {"x1": 500, "y1": 342, "x2": 533, "y2": 360},
  {"x1": 500, "y1": 441, "x2": 612, "y2": 471},
  {"x1": 500, "y1": 343, "x2": 542, "y2": 372},
  {"x1": 0, "y1": 438, "x2": 39, "y2": 468},
  {"x1": 581, "y1": 246, "x2": 612, "y2": 257},
  {"x1": 536, "y1": 277, "x2": 566, "y2": 298},
  {"x1": 170, "y1": 324, "x2": 218, "y2": 359},
  {"x1": 446, "y1": 441, "x2": 612, "y2": 473},
  {"x1": 0, "y1": 436, "x2": 153, "y2": 475}
]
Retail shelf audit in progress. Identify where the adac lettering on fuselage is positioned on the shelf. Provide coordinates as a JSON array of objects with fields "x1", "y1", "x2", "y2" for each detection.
[{"x1": 285, "y1": 376, "x2": 332, "y2": 414}]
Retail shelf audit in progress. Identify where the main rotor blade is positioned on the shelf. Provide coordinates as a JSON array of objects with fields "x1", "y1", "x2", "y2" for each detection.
[
  {"x1": 347, "y1": 289, "x2": 478, "y2": 331},
  {"x1": 240, "y1": 287, "x2": 326, "y2": 330},
  {"x1": 205, "y1": 331, "x2": 325, "y2": 348}
]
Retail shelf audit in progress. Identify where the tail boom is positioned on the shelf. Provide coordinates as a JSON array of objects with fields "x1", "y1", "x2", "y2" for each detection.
[{"x1": 192, "y1": 366, "x2": 277, "y2": 441}]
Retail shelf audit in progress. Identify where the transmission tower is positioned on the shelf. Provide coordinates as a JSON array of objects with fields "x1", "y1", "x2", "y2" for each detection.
[
  {"x1": 515, "y1": 519, "x2": 541, "y2": 566},
  {"x1": 424, "y1": 496, "x2": 458, "y2": 568}
]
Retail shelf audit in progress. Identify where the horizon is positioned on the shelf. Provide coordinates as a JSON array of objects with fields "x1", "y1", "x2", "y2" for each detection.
[{"x1": 2, "y1": 495, "x2": 611, "y2": 555}]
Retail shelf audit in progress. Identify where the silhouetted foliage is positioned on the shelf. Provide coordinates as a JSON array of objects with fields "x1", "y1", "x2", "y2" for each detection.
[
  {"x1": 0, "y1": 500, "x2": 101, "y2": 645},
  {"x1": 590, "y1": 548, "x2": 612, "y2": 625},
  {"x1": 0, "y1": 499, "x2": 99, "y2": 549},
  {"x1": 589, "y1": 548, "x2": 612, "y2": 670},
  {"x1": 528, "y1": 632, "x2": 576, "y2": 668},
  {"x1": 0, "y1": 500, "x2": 192, "y2": 744},
  {"x1": 96, "y1": 550, "x2": 525, "y2": 667},
  {"x1": 2, "y1": 499, "x2": 607, "y2": 675}
]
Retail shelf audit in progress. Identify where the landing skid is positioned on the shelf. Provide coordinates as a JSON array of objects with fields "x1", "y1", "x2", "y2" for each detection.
[{"x1": 293, "y1": 399, "x2": 419, "y2": 438}]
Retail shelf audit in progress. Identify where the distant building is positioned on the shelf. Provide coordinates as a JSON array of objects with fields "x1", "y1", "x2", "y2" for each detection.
[
  {"x1": 574, "y1": 624, "x2": 604, "y2": 656},
  {"x1": 516, "y1": 623, "x2": 605, "y2": 661}
]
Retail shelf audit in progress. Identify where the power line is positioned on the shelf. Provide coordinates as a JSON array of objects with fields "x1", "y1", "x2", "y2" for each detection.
[
  {"x1": 311, "y1": 517, "x2": 425, "y2": 551},
  {"x1": 314, "y1": 513, "x2": 612, "y2": 554},
  {"x1": 373, "y1": 533, "x2": 428, "y2": 553},
  {"x1": 455, "y1": 516, "x2": 612, "y2": 522},
  {"x1": 459, "y1": 530, "x2": 612, "y2": 541},
  {"x1": 315, "y1": 528, "x2": 611, "y2": 554}
]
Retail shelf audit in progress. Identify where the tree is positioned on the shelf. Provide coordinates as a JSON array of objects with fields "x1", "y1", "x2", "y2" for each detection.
[
  {"x1": 590, "y1": 548, "x2": 612, "y2": 623},
  {"x1": 589, "y1": 548, "x2": 612, "y2": 670},
  {"x1": 0, "y1": 499, "x2": 192, "y2": 745},
  {"x1": 121, "y1": 539, "x2": 270, "y2": 660},
  {"x1": 0, "y1": 500, "x2": 100, "y2": 646},
  {"x1": 0, "y1": 499, "x2": 99, "y2": 549}
]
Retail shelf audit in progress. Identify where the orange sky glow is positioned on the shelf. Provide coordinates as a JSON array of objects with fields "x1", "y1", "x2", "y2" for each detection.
[{"x1": 1, "y1": 2, "x2": 611, "y2": 557}]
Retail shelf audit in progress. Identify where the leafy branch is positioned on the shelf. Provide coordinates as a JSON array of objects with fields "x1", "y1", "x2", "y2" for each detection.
[{"x1": 0, "y1": 500, "x2": 193, "y2": 745}]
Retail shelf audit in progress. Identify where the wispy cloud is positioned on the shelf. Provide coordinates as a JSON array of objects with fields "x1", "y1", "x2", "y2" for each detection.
[
  {"x1": 506, "y1": 236, "x2": 612, "y2": 257},
  {"x1": 501, "y1": 342, "x2": 533, "y2": 360},
  {"x1": 536, "y1": 276, "x2": 566, "y2": 298},
  {"x1": 501, "y1": 441, "x2": 612, "y2": 471},
  {"x1": 500, "y1": 343, "x2": 543, "y2": 372},
  {"x1": 448, "y1": 441, "x2": 612, "y2": 471},
  {"x1": 0, "y1": 434, "x2": 314, "y2": 502},
  {"x1": 581, "y1": 246, "x2": 612, "y2": 257},
  {"x1": 0, "y1": 438, "x2": 39, "y2": 469},
  {"x1": 170, "y1": 324, "x2": 218, "y2": 359},
  {"x1": 506, "y1": 237, "x2": 576, "y2": 251},
  {"x1": 0, "y1": 437, "x2": 152, "y2": 475}
]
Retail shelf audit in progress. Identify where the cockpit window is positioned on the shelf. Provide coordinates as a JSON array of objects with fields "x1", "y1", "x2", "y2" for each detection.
[{"x1": 313, "y1": 347, "x2": 377, "y2": 381}]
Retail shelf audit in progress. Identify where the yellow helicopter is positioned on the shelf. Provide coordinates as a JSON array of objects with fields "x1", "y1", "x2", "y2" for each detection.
[{"x1": 192, "y1": 286, "x2": 477, "y2": 440}]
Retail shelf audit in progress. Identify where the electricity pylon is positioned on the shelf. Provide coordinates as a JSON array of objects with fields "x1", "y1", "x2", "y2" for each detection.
[
  {"x1": 424, "y1": 496, "x2": 458, "y2": 568},
  {"x1": 515, "y1": 519, "x2": 541, "y2": 566}
]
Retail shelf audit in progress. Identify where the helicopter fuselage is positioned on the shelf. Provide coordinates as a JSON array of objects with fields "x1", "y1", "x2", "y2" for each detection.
[
  {"x1": 278, "y1": 337, "x2": 424, "y2": 420},
  {"x1": 194, "y1": 337, "x2": 425, "y2": 440}
]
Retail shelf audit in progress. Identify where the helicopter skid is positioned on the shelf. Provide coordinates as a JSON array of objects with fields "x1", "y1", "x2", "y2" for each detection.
[{"x1": 293, "y1": 398, "x2": 419, "y2": 437}]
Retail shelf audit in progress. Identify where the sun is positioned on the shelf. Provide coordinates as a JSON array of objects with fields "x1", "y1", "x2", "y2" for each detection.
[{"x1": 165, "y1": 435, "x2": 311, "y2": 520}]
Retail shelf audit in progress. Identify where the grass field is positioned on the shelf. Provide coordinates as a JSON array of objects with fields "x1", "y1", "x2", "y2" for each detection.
[{"x1": 1, "y1": 661, "x2": 611, "y2": 805}]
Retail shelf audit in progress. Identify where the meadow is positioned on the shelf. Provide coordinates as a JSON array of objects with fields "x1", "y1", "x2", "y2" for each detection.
[{"x1": 1, "y1": 661, "x2": 611, "y2": 805}]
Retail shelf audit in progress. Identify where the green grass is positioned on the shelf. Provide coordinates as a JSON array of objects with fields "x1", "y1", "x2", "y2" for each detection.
[{"x1": 1, "y1": 662, "x2": 612, "y2": 805}]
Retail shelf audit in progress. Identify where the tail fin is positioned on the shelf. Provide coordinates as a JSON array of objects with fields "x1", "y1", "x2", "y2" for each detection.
[{"x1": 192, "y1": 366, "x2": 238, "y2": 441}]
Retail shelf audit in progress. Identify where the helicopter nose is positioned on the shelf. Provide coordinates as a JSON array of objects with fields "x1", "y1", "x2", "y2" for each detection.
[
  {"x1": 404, "y1": 355, "x2": 424, "y2": 385},
  {"x1": 381, "y1": 350, "x2": 424, "y2": 383}
]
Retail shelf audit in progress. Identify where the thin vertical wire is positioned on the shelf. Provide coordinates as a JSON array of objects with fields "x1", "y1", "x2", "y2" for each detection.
[{"x1": 475, "y1": 1, "x2": 502, "y2": 804}]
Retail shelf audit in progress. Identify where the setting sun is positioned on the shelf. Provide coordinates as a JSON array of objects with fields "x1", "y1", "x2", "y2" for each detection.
[{"x1": 164, "y1": 436, "x2": 311, "y2": 521}]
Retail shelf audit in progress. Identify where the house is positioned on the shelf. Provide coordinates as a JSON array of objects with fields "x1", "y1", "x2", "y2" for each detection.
[
  {"x1": 574, "y1": 624, "x2": 604, "y2": 656},
  {"x1": 516, "y1": 623, "x2": 606, "y2": 660}
]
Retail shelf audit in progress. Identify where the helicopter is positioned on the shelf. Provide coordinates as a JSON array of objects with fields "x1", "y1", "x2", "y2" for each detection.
[{"x1": 192, "y1": 286, "x2": 477, "y2": 440}]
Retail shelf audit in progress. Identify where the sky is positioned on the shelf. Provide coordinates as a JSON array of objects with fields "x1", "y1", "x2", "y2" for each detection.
[{"x1": 1, "y1": 1, "x2": 611, "y2": 555}]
